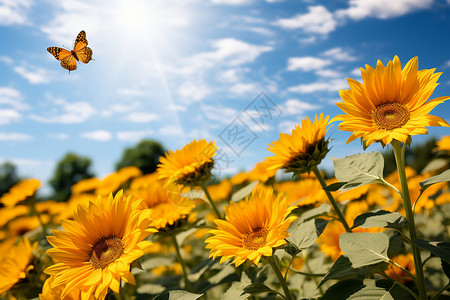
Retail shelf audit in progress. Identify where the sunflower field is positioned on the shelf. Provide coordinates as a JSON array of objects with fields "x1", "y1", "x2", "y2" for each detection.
[{"x1": 1, "y1": 56, "x2": 450, "y2": 300}]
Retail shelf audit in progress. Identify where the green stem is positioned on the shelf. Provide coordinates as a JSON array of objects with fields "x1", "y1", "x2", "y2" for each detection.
[
  {"x1": 200, "y1": 183, "x2": 223, "y2": 219},
  {"x1": 171, "y1": 234, "x2": 192, "y2": 291},
  {"x1": 266, "y1": 256, "x2": 294, "y2": 300},
  {"x1": 392, "y1": 140, "x2": 427, "y2": 300},
  {"x1": 312, "y1": 166, "x2": 351, "y2": 232}
]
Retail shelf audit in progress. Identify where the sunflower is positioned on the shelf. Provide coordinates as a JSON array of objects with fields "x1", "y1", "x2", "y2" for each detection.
[
  {"x1": 127, "y1": 173, "x2": 194, "y2": 230},
  {"x1": 158, "y1": 140, "x2": 217, "y2": 187},
  {"x1": 44, "y1": 190, "x2": 156, "y2": 299},
  {"x1": 436, "y1": 136, "x2": 450, "y2": 152},
  {"x1": 333, "y1": 56, "x2": 449, "y2": 147},
  {"x1": 205, "y1": 188, "x2": 297, "y2": 266},
  {"x1": 71, "y1": 177, "x2": 100, "y2": 194},
  {"x1": 1, "y1": 179, "x2": 41, "y2": 208},
  {"x1": 0, "y1": 238, "x2": 37, "y2": 294},
  {"x1": 266, "y1": 114, "x2": 331, "y2": 174},
  {"x1": 385, "y1": 254, "x2": 415, "y2": 284}
]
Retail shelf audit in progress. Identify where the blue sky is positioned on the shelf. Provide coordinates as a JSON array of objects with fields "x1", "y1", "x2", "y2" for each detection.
[{"x1": 1, "y1": 0, "x2": 450, "y2": 192}]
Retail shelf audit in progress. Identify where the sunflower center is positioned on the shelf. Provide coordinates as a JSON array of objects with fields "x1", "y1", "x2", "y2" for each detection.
[
  {"x1": 90, "y1": 236, "x2": 124, "y2": 269},
  {"x1": 371, "y1": 103, "x2": 410, "y2": 130},
  {"x1": 243, "y1": 228, "x2": 269, "y2": 250}
]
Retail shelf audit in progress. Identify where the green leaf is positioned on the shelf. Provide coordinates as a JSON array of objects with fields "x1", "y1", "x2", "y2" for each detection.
[
  {"x1": 340, "y1": 232, "x2": 390, "y2": 268},
  {"x1": 419, "y1": 169, "x2": 450, "y2": 193},
  {"x1": 242, "y1": 283, "x2": 282, "y2": 297},
  {"x1": 442, "y1": 260, "x2": 450, "y2": 280},
  {"x1": 231, "y1": 181, "x2": 258, "y2": 202},
  {"x1": 137, "y1": 283, "x2": 166, "y2": 295},
  {"x1": 347, "y1": 286, "x2": 394, "y2": 300},
  {"x1": 351, "y1": 210, "x2": 406, "y2": 230},
  {"x1": 153, "y1": 290, "x2": 203, "y2": 300},
  {"x1": 287, "y1": 218, "x2": 328, "y2": 252},
  {"x1": 375, "y1": 280, "x2": 414, "y2": 300},
  {"x1": 421, "y1": 158, "x2": 448, "y2": 174},
  {"x1": 324, "y1": 181, "x2": 347, "y2": 192},
  {"x1": 319, "y1": 256, "x2": 386, "y2": 287},
  {"x1": 298, "y1": 203, "x2": 331, "y2": 222},
  {"x1": 321, "y1": 279, "x2": 365, "y2": 300},
  {"x1": 331, "y1": 152, "x2": 384, "y2": 192},
  {"x1": 222, "y1": 272, "x2": 251, "y2": 300},
  {"x1": 414, "y1": 239, "x2": 450, "y2": 264}
]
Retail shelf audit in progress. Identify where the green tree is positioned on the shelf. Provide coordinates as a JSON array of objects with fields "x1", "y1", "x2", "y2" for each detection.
[
  {"x1": 49, "y1": 153, "x2": 95, "y2": 202},
  {"x1": 115, "y1": 139, "x2": 166, "y2": 174},
  {"x1": 0, "y1": 161, "x2": 20, "y2": 197}
]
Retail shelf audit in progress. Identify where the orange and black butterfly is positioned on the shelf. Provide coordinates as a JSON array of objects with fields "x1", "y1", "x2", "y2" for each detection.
[{"x1": 47, "y1": 30, "x2": 93, "y2": 72}]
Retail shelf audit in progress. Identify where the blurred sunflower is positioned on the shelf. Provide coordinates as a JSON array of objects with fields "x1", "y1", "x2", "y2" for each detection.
[
  {"x1": 39, "y1": 275, "x2": 86, "y2": 300},
  {"x1": 0, "y1": 179, "x2": 40, "y2": 208},
  {"x1": 71, "y1": 177, "x2": 100, "y2": 194},
  {"x1": 266, "y1": 114, "x2": 331, "y2": 174},
  {"x1": 128, "y1": 174, "x2": 194, "y2": 230},
  {"x1": 158, "y1": 140, "x2": 217, "y2": 187},
  {"x1": 205, "y1": 189, "x2": 296, "y2": 266},
  {"x1": 386, "y1": 254, "x2": 415, "y2": 284},
  {"x1": 0, "y1": 238, "x2": 37, "y2": 294},
  {"x1": 96, "y1": 167, "x2": 142, "y2": 196},
  {"x1": 45, "y1": 191, "x2": 156, "y2": 299},
  {"x1": 333, "y1": 56, "x2": 449, "y2": 147},
  {"x1": 436, "y1": 136, "x2": 450, "y2": 152},
  {"x1": 275, "y1": 178, "x2": 325, "y2": 207}
]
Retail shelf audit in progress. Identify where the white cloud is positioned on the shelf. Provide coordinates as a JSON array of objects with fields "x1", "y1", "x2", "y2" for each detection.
[
  {"x1": 350, "y1": 67, "x2": 362, "y2": 76},
  {"x1": 316, "y1": 69, "x2": 343, "y2": 78},
  {"x1": 13, "y1": 65, "x2": 50, "y2": 84},
  {"x1": 278, "y1": 120, "x2": 300, "y2": 133},
  {"x1": 0, "y1": 0, "x2": 32, "y2": 26},
  {"x1": 29, "y1": 98, "x2": 96, "y2": 124},
  {"x1": 0, "y1": 109, "x2": 21, "y2": 125},
  {"x1": 444, "y1": 60, "x2": 450, "y2": 68},
  {"x1": 167, "y1": 104, "x2": 187, "y2": 112},
  {"x1": 0, "y1": 87, "x2": 29, "y2": 110},
  {"x1": 287, "y1": 57, "x2": 332, "y2": 71},
  {"x1": 122, "y1": 112, "x2": 159, "y2": 123},
  {"x1": 47, "y1": 133, "x2": 69, "y2": 140},
  {"x1": 210, "y1": 0, "x2": 251, "y2": 4},
  {"x1": 178, "y1": 81, "x2": 211, "y2": 102},
  {"x1": 229, "y1": 83, "x2": 257, "y2": 95},
  {"x1": 336, "y1": 0, "x2": 433, "y2": 20},
  {"x1": 116, "y1": 130, "x2": 154, "y2": 142},
  {"x1": 81, "y1": 130, "x2": 112, "y2": 141},
  {"x1": 220, "y1": 69, "x2": 240, "y2": 83},
  {"x1": 159, "y1": 126, "x2": 184, "y2": 136},
  {"x1": 0, "y1": 132, "x2": 32, "y2": 141},
  {"x1": 273, "y1": 6, "x2": 337, "y2": 34},
  {"x1": 117, "y1": 88, "x2": 148, "y2": 97},
  {"x1": 182, "y1": 38, "x2": 273, "y2": 73},
  {"x1": 299, "y1": 36, "x2": 317, "y2": 44},
  {"x1": 288, "y1": 79, "x2": 348, "y2": 93},
  {"x1": 283, "y1": 99, "x2": 321, "y2": 115},
  {"x1": 100, "y1": 102, "x2": 141, "y2": 117},
  {"x1": 0, "y1": 56, "x2": 13, "y2": 64},
  {"x1": 241, "y1": 26, "x2": 274, "y2": 36},
  {"x1": 202, "y1": 105, "x2": 237, "y2": 124},
  {"x1": 322, "y1": 47, "x2": 356, "y2": 61}
]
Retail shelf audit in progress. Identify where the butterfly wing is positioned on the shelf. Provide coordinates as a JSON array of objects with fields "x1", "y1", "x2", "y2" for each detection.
[
  {"x1": 73, "y1": 30, "x2": 88, "y2": 52},
  {"x1": 60, "y1": 55, "x2": 77, "y2": 72},
  {"x1": 47, "y1": 47, "x2": 72, "y2": 61},
  {"x1": 73, "y1": 30, "x2": 93, "y2": 64},
  {"x1": 76, "y1": 47, "x2": 93, "y2": 64}
]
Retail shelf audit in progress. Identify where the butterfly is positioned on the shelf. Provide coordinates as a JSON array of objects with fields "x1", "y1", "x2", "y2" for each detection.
[{"x1": 47, "y1": 30, "x2": 93, "y2": 72}]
